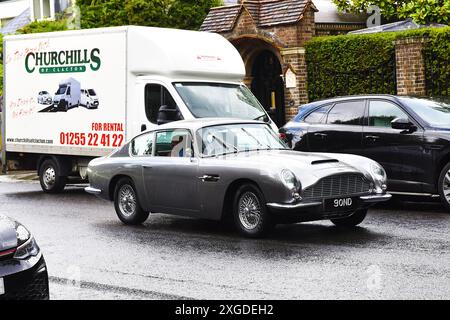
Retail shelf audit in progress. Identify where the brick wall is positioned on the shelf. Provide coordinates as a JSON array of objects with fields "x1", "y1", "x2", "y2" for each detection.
[{"x1": 395, "y1": 37, "x2": 427, "y2": 96}]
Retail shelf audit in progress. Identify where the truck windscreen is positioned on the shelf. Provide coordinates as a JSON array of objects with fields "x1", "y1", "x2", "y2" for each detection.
[
  {"x1": 174, "y1": 83, "x2": 267, "y2": 121},
  {"x1": 56, "y1": 86, "x2": 67, "y2": 95}
]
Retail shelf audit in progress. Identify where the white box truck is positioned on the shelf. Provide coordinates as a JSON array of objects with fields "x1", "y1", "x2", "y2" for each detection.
[
  {"x1": 53, "y1": 77, "x2": 81, "y2": 111},
  {"x1": 2, "y1": 26, "x2": 276, "y2": 193}
]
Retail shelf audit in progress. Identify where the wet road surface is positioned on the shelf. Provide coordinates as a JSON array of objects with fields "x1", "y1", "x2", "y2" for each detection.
[{"x1": 0, "y1": 179, "x2": 449, "y2": 299}]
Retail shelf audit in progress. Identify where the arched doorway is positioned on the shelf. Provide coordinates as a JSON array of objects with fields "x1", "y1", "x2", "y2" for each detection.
[{"x1": 250, "y1": 50, "x2": 285, "y2": 127}]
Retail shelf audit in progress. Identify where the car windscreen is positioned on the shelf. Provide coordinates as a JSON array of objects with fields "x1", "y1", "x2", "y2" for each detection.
[
  {"x1": 174, "y1": 83, "x2": 267, "y2": 121},
  {"x1": 400, "y1": 97, "x2": 450, "y2": 127},
  {"x1": 197, "y1": 123, "x2": 287, "y2": 157},
  {"x1": 56, "y1": 86, "x2": 67, "y2": 95},
  {"x1": 88, "y1": 89, "x2": 96, "y2": 96}
]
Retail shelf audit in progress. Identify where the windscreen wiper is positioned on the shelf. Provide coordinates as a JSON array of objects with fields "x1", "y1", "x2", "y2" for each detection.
[
  {"x1": 241, "y1": 128, "x2": 271, "y2": 150},
  {"x1": 211, "y1": 134, "x2": 239, "y2": 153}
]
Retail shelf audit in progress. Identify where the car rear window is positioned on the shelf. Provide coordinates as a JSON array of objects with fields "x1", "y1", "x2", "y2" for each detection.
[
  {"x1": 303, "y1": 105, "x2": 332, "y2": 124},
  {"x1": 326, "y1": 101, "x2": 365, "y2": 125}
]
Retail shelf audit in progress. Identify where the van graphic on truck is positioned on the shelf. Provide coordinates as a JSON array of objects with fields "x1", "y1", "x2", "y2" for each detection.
[
  {"x1": 80, "y1": 89, "x2": 99, "y2": 109},
  {"x1": 52, "y1": 77, "x2": 81, "y2": 112}
]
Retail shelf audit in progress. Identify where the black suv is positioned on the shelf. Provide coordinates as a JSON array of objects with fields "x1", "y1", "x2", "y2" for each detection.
[{"x1": 281, "y1": 95, "x2": 450, "y2": 210}]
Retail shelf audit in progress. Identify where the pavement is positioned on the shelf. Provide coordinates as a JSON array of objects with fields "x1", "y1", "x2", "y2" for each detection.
[{"x1": 0, "y1": 178, "x2": 449, "y2": 300}]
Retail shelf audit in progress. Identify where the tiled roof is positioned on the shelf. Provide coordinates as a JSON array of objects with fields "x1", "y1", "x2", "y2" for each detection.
[
  {"x1": 200, "y1": 0, "x2": 317, "y2": 32},
  {"x1": 259, "y1": 0, "x2": 313, "y2": 27},
  {"x1": 200, "y1": 4, "x2": 242, "y2": 32},
  {"x1": 1, "y1": 8, "x2": 30, "y2": 35}
]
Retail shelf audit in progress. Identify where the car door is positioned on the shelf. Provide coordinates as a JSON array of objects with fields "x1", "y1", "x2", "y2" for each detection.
[
  {"x1": 307, "y1": 100, "x2": 366, "y2": 154},
  {"x1": 296, "y1": 104, "x2": 331, "y2": 151},
  {"x1": 142, "y1": 129, "x2": 200, "y2": 216},
  {"x1": 361, "y1": 99, "x2": 424, "y2": 192}
]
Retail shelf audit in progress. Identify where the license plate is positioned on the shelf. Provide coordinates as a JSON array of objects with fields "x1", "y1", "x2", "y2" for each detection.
[
  {"x1": 0, "y1": 278, "x2": 4, "y2": 295},
  {"x1": 325, "y1": 197, "x2": 356, "y2": 212}
]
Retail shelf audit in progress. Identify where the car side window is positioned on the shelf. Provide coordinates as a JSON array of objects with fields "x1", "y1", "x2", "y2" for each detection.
[
  {"x1": 144, "y1": 84, "x2": 178, "y2": 124},
  {"x1": 303, "y1": 105, "x2": 332, "y2": 124},
  {"x1": 130, "y1": 132, "x2": 154, "y2": 157},
  {"x1": 154, "y1": 129, "x2": 193, "y2": 158},
  {"x1": 368, "y1": 100, "x2": 409, "y2": 127},
  {"x1": 326, "y1": 101, "x2": 365, "y2": 125}
]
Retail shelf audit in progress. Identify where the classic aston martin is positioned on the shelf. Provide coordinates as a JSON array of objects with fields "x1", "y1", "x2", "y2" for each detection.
[{"x1": 86, "y1": 119, "x2": 391, "y2": 237}]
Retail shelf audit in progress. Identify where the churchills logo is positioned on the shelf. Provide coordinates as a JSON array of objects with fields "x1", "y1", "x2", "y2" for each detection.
[{"x1": 25, "y1": 48, "x2": 101, "y2": 74}]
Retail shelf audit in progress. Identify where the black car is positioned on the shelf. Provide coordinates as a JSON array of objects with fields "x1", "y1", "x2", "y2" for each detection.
[
  {"x1": 280, "y1": 95, "x2": 450, "y2": 210},
  {"x1": 0, "y1": 215, "x2": 49, "y2": 300}
]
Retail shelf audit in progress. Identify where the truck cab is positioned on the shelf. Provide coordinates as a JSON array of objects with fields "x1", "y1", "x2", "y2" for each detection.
[{"x1": 133, "y1": 78, "x2": 276, "y2": 135}]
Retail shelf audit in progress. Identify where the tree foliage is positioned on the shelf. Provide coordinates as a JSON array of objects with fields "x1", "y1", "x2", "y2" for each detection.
[
  {"x1": 333, "y1": 0, "x2": 450, "y2": 25},
  {"x1": 77, "y1": 0, "x2": 223, "y2": 30},
  {"x1": 17, "y1": 19, "x2": 68, "y2": 34}
]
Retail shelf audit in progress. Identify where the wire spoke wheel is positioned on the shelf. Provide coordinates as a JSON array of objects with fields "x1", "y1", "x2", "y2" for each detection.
[
  {"x1": 238, "y1": 191, "x2": 262, "y2": 230},
  {"x1": 118, "y1": 184, "x2": 137, "y2": 217}
]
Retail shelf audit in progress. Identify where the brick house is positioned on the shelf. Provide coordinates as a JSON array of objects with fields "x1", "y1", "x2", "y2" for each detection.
[{"x1": 200, "y1": 0, "x2": 366, "y2": 126}]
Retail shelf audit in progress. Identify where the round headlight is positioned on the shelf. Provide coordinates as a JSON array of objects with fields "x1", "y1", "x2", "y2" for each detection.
[
  {"x1": 281, "y1": 169, "x2": 299, "y2": 190},
  {"x1": 15, "y1": 224, "x2": 30, "y2": 245},
  {"x1": 371, "y1": 163, "x2": 387, "y2": 182}
]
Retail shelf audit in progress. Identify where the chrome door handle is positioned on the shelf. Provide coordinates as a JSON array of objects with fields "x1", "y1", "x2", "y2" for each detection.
[
  {"x1": 365, "y1": 135, "x2": 380, "y2": 141},
  {"x1": 198, "y1": 175, "x2": 220, "y2": 182}
]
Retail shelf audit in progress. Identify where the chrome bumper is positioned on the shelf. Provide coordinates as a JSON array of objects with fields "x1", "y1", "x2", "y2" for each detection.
[
  {"x1": 360, "y1": 193, "x2": 392, "y2": 203},
  {"x1": 267, "y1": 193, "x2": 392, "y2": 210},
  {"x1": 85, "y1": 186, "x2": 102, "y2": 195},
  {"x1": 266, "y1": 201, "x2": 322, "y2": 210}
]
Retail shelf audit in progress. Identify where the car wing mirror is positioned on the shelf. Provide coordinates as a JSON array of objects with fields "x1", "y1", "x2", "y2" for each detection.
[
  {"x1": 157, "y1": 105, "x2": 181, "y2": 125},
  {"x1": 391, "y1": 118, "x2": 416, "y2": 132}
]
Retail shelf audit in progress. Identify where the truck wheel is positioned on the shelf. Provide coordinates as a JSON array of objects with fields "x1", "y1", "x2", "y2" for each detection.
[
  {"x1": 438, "y1": 163, "x2": 450, "y2": 212},
  {"x1": 233, "y1": 183, "x2": 273, "y2": 238},
  {"x1": 39, "y1": 159, "x2": 66, "y2": 193},
  {"x1": 331, "y1": 209, "x2": 368, "y2": 227},
  {"x1": 114, "y1": 178, "x2": 149, "y2": 225}
]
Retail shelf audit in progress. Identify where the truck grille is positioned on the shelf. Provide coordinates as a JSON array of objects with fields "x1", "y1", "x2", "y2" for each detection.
[{"x1": 302, "y1": 173, "x2": 372, "y2": 200}]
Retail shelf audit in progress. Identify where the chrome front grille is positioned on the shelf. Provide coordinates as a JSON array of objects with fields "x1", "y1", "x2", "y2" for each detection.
[{"x1": 302, "y1": 173, "x2": 372, "y2": 200}]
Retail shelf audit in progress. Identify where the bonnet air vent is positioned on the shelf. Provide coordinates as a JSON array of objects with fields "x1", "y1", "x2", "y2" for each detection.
[{"x1": 311, "y1": 159, "x2": 339, "y2": 165}]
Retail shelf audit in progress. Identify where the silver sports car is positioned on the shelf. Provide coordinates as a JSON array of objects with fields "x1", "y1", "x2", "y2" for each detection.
[{"x1": 86, "y1": 119, "x2": 391, "y2": 237}]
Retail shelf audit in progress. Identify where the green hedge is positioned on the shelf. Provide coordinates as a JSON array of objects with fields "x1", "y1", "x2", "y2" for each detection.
[
  {"x1": 305, "y1": 27, "x2": 450, "y2": 101},
  {"x1": 422, "y1": 28, "x2": 450, "y2": 97}
]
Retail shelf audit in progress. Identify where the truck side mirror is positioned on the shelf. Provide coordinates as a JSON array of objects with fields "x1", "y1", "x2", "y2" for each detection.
[
  {"x1": 391, "y1": 118, "x2": 416, "y2": 132},
  {"x1": 157, "y1": 105, "x2": 181, "y2": 125}
]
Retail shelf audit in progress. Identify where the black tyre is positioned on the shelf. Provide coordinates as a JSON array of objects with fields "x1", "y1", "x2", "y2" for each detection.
[
  {"x1": 114, "y1": 178, "x2": 149, "y2": 225},
  {"x1": 438, "y1": 163, "x2": 450, "y2": 211},
  {"x1": 330, "y1": 209, "x2": 368, "y2": 227},
  {"x1": 233, "y1": 183, "x2": 273, "y2": 238},
  {"x1": 39, "y1": 159, "x2": 66, "y2": 194}
]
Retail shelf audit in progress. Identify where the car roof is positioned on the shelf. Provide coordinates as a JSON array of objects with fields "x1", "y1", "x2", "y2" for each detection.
[
  {"x1": 296, "y1": 94, "x2": 401, "y2": 118},
  {"x1": 145, "y1": 118, "x2": 266, "y2": 133},
  {"x1": 306, "y1": 94, "x2": 399, "y2": 105}
]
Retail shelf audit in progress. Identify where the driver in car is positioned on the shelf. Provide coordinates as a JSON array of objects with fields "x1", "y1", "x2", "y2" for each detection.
[{"x1": 170, "y1": 135, "x2": 185, "y2": 157}]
